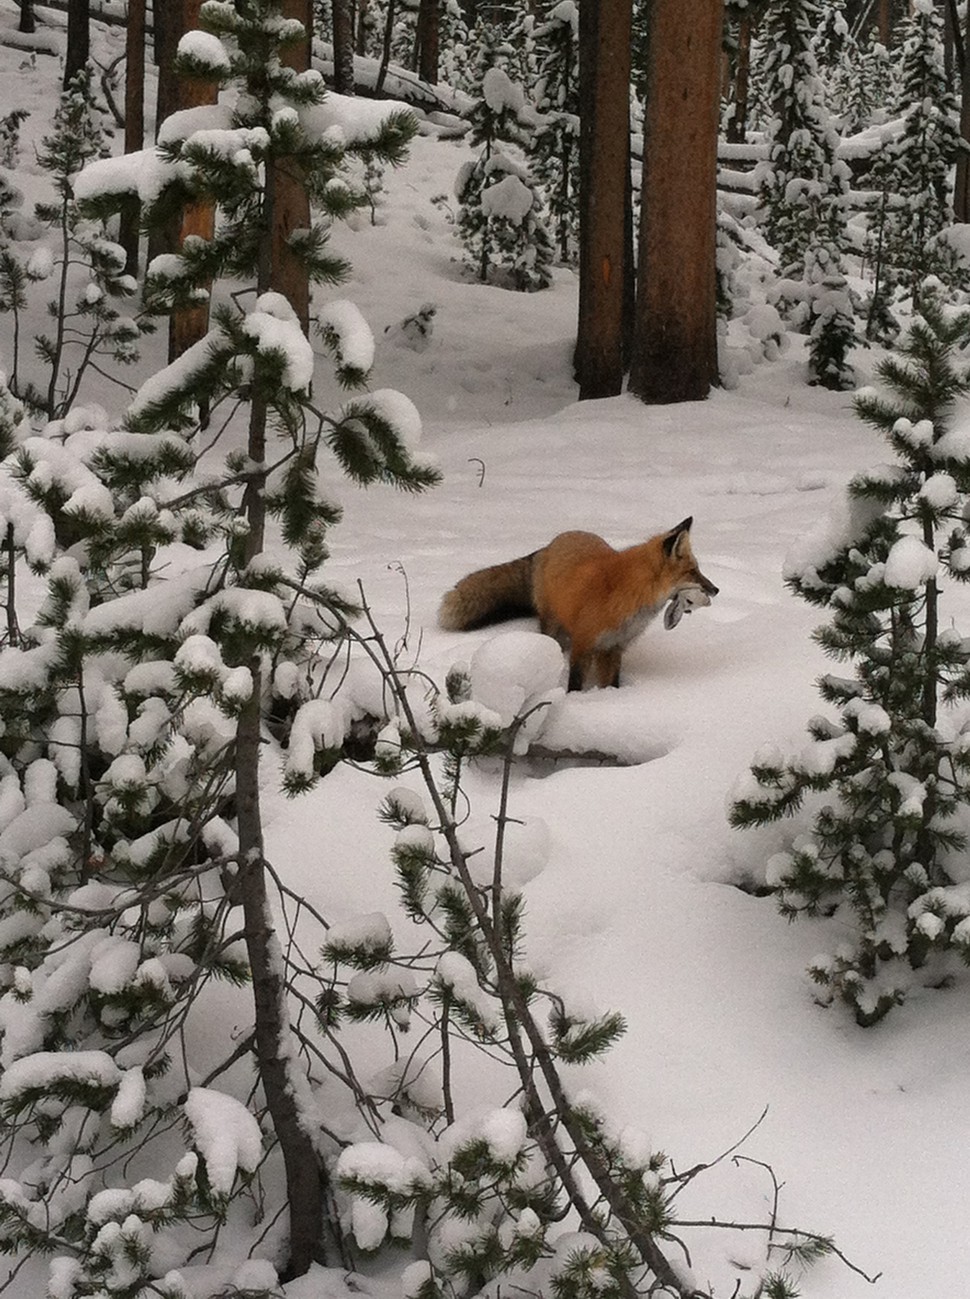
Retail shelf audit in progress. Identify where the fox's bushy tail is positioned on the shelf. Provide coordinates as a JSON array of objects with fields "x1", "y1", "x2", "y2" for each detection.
[{"x1": 438, "y1": 554, "x2": 536, "y2": 631}]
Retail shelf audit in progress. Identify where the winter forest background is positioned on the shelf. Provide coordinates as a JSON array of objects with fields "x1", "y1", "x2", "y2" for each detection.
[{"x1": 1, "y1": 1, "x2": 970, "y2": 1298}]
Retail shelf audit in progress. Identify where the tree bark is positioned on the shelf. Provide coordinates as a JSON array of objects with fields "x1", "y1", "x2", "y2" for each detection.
[
  {"x1": 168, "y1": 0, "x2": 219, "y2": 362},
  {"x1": 727, "y1": 13, "x2": 752, "y2": 144},
  {"x1": 231, "y1": 86, "x2": 325, "y2": 1274},
  {"x1": 272, "y1": 0, "x2": 312, "y2": 332},
  {"x1": 333, "y1": 0, "x2": 356, "y2": 94},
  {"x1": 120, "y1": 0, "x2": 147, "y2": 275},
  {"x1": 376, "y1": 0, "x2": 396, "y2": 95},
  {"x1": 154, "y1": 0, "x2": 181, "y2": 139},
  {"x1": 628, "y1": 0, "x2": 723, "y2": 405},
  {"x1": 953, "y1": 0, "x2": 970, "y2": 220},
  {"x1": 415, "y1": 0, "x2": 439, "y2": 84},
  {"x1": 64, "y1": 0, "x2": 90, "y2": 88},
  {"x1": 877, "y1": 0, "x2": 893, "y2": 46},
  {"x1": 18, "y1": 0, "x2": 35, "y2": 35},
  {"x1": 235, "y1": 675, "x2": 325, "y2": 1280},
  {"x1": 574, "y1": 0, "x2": 633, "y2": 400},
  {"x1": 147, "y1": 0, "x2": 182, "y2": 269}
]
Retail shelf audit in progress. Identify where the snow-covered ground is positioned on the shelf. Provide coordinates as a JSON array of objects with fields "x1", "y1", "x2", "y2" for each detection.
[{"x1": 2, "y1": 5, "x2": 970, "y2": 1296}]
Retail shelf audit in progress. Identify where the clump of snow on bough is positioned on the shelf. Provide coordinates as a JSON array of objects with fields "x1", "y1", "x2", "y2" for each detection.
[{"x1": 466, "y1": 631, "x2": 566, "y2": 754}]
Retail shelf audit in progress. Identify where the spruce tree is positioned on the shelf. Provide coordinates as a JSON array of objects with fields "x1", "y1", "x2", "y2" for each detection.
[
  {"x1": 878, "y1": 0, "x2": 964, "y2": 309},
  {"x1": 455, "y1": 67, "x2": 553, "y2": 292},
  {"x1": 731, "y1": 290, "x2": 970, "y2": 1025},
  {"x1": 757, "y1": 0, "x2": 855, "y2": 387},
  {"x1": 528, "y1": 0, "x2": 580, "y2": 265}
]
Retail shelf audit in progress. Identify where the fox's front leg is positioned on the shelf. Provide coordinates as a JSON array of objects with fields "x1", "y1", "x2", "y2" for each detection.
[
  {"x1": 589, "y1": 648, "x2": 621, "y2": 689},
  {"x1": 568, "y1": 648, "x2": 620, "y2": 690}
]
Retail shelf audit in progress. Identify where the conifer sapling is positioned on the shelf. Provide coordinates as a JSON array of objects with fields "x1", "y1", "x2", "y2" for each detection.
[{"x1": 731, "y1": 288, "x2": 970, "y2": 1025}]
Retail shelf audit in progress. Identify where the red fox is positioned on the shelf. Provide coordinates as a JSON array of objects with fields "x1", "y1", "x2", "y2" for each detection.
[{"x1": 438, "y1": 517, "x2": 718, "y2": 691}]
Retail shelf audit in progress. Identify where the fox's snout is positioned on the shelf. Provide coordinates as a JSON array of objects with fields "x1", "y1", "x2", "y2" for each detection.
[{"x1": 700, "y1": 574, "x2": 719, "y2": 598}]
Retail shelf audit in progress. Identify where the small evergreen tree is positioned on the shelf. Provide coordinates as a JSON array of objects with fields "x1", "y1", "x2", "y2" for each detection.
[
  {"x1": 0, "y1": 107, "x2": 28, "y2": 169},
  {"x1": 731, "y1": 290, "x2": 970, "y2": 1025},
  {"x1": 12, "y1": 71, "x2": 143, "y2": 420},
  {"x1": 0, "y1": 2, "x2": 436, "y2": 1289},
  {"x1": 321, "y1": 619, "x2": 848, "y2": 1299},
  {"x1": 528, "y1": 0, "x2": 580, "y2": 265},
  {"x1": 757, "y1": 0, "x2": 849, "y2": 271},
  {"x1": 878, "y1": 0, "x2": 964, "y2": 309},
  {"x1": 811, "y1": 0, "x2": 850, "y2": 74},
  {"x1": 804, "y1": 245, "x2": 857, "y2": 390},
  {"x1": 757, "y1": 0, "x2": 856, "y2": 386},
  {"x1": 455, "y1": 67, "x2": 553, "y2": 292}
]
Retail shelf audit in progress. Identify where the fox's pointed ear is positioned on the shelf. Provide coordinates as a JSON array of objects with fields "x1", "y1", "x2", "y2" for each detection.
[{"x1": 663, "y1": 517, "x2": 693, "y2": 556}]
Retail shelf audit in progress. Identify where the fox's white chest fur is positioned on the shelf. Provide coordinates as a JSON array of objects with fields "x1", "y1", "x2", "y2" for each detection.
[{"x1": 591, "y1": 600, "x2": 665, "y2": 653}]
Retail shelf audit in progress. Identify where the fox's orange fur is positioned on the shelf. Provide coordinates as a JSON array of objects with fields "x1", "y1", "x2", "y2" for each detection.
[{"x1": 438, "y1": 518, "x2": 718, "y2": 690}]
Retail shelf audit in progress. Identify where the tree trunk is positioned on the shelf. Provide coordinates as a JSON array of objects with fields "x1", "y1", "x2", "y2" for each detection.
[
  {"x1": 272, "y1": 0, "x2": 312, "y2": 332},
  {"x1": 956, "y1": 15, "x2": 970, "y2": 220},
  {"x1": 628, "y1": 0, "x2": 723, "y2": 405},
  {"x1": 333, "y1": 0, "x2": 356, "y2": 95},
  {"x1": 120, "y1": 0, "x2": 147, "y2": 275},
  {"x1": 235, "y1": 669, "x2": 325, "y2": 1280},
  {"x1": 727, "y1": 13, "x2": 751, "y2": 144},
  {"x1": 18, "y1": 0, "x2": 35, "y2": 35},
  {"x1": 574, "y1": 0, "x2": 633, "y2": 400},
  {"x1": 168, "y1": 0, "x2": 219, "y2": 363},
  {"x1": 153, "y1": 0, "x2": 181, "y2": 138},
  {"x1": 64, "y1": 0, "x2": 90, "y2": 88},
  {"x1": 356, "y1": 0, "x2": 370, "y2": 55},
  {"x1": 147, "y1": 0, "x2": 182, "y2": 268},
  {"x1": 415, "y1": 0, "x2": 439, "y2": 84},
  {"x1": 376, "y1": 0, "x2": 396, "y2": 95},
  {"x1": 877, "y1": 0, "x2": 893, "y2": 46},
  {"x1": 231, "y1": 98, "x2": 325, "y2": 1277}
]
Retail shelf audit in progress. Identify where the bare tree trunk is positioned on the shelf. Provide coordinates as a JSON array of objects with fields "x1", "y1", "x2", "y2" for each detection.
[
  {"x1": 235, "y1": 668, "x2": 325, "y2": 1279},
  {"x1": 120, "y1": 0, "x2": 147, "y2": 275},
  {"x1": 272, "y1": 0, "x2": 312, "y2": 331},
  {"x1": 333, "y1": 0, "x2": 356, "y2": 94},
  {"x1": 153, "y1": 0, "x2": 181, "y2": 137},
  {"x1": 168, "y1": 0, "x2": 218, "y2": 362},
  {"x1": 574, "y1": 0, "x2": 633, "y2": 400},
  {"x1": 877, "y1": 0, "x2": 893, "y2": 45},
  {"x1": 18, "y1": 0, "x2": 35, "y2": 35},
  {"x1": 628, "y1": 0, "x2": 722, "y2": 405},
  {"x1": 956, "y1": 24, "x2": 970, "y2": 220},
  {"x1": 356, "y1": 0, "x2": 369, "y2": 54},
  {"x1": 415, "y1": 0, "x2": 439, "y2": 84},
  {"x1": 64, "y1": 0, "x2": 90, "y2": 88},
  {"x1": 147, "y1": 0, "x2": 182, "y2": 268},
  {"x1": 376, "y1": 0, "x2": 396, "y2": 95},
  {"x1": 727, "y1": 13, "x2": 752, "y2": 144}
]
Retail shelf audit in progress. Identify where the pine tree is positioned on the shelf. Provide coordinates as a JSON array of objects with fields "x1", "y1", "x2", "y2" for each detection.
[
  {"x1": 757, "y1": 0, "x2": 856, "y2": 387},
  {"x1": 20, "y1": 70, "x2": 142, "y2": 420},
  {"x1": 804, "y1": 245, "x2": 857, "y2": 390},
  {"x1": 838, "y1": 35, "x2": 895, "y2": 136},
  {"x1": 0, "y1": 2, "x2": 438, "y2": 1288},
  {"x1": 878, "y1": 0, "x2": 964, "y2": 308},
  {"x1": 455, "y1": 66, "x2": 554, "y2": 292},
  {"x1": 528, "y1": 0, "x2": 580, "y2": 265},
  {"x1": 731, "y1": 290, "x2": 970, "y2": 1025},
  {"x1": 757, "y1": 0, "x2": 850, "y2": 275},
  {"x1": 322, "y1": 627, "x2": 841, "y2": 1299}
]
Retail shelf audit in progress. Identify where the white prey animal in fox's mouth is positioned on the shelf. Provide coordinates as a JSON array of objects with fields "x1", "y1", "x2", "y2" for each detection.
[{"x1": 438, "y1": 517, "x2": 718, "y2": 691}]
